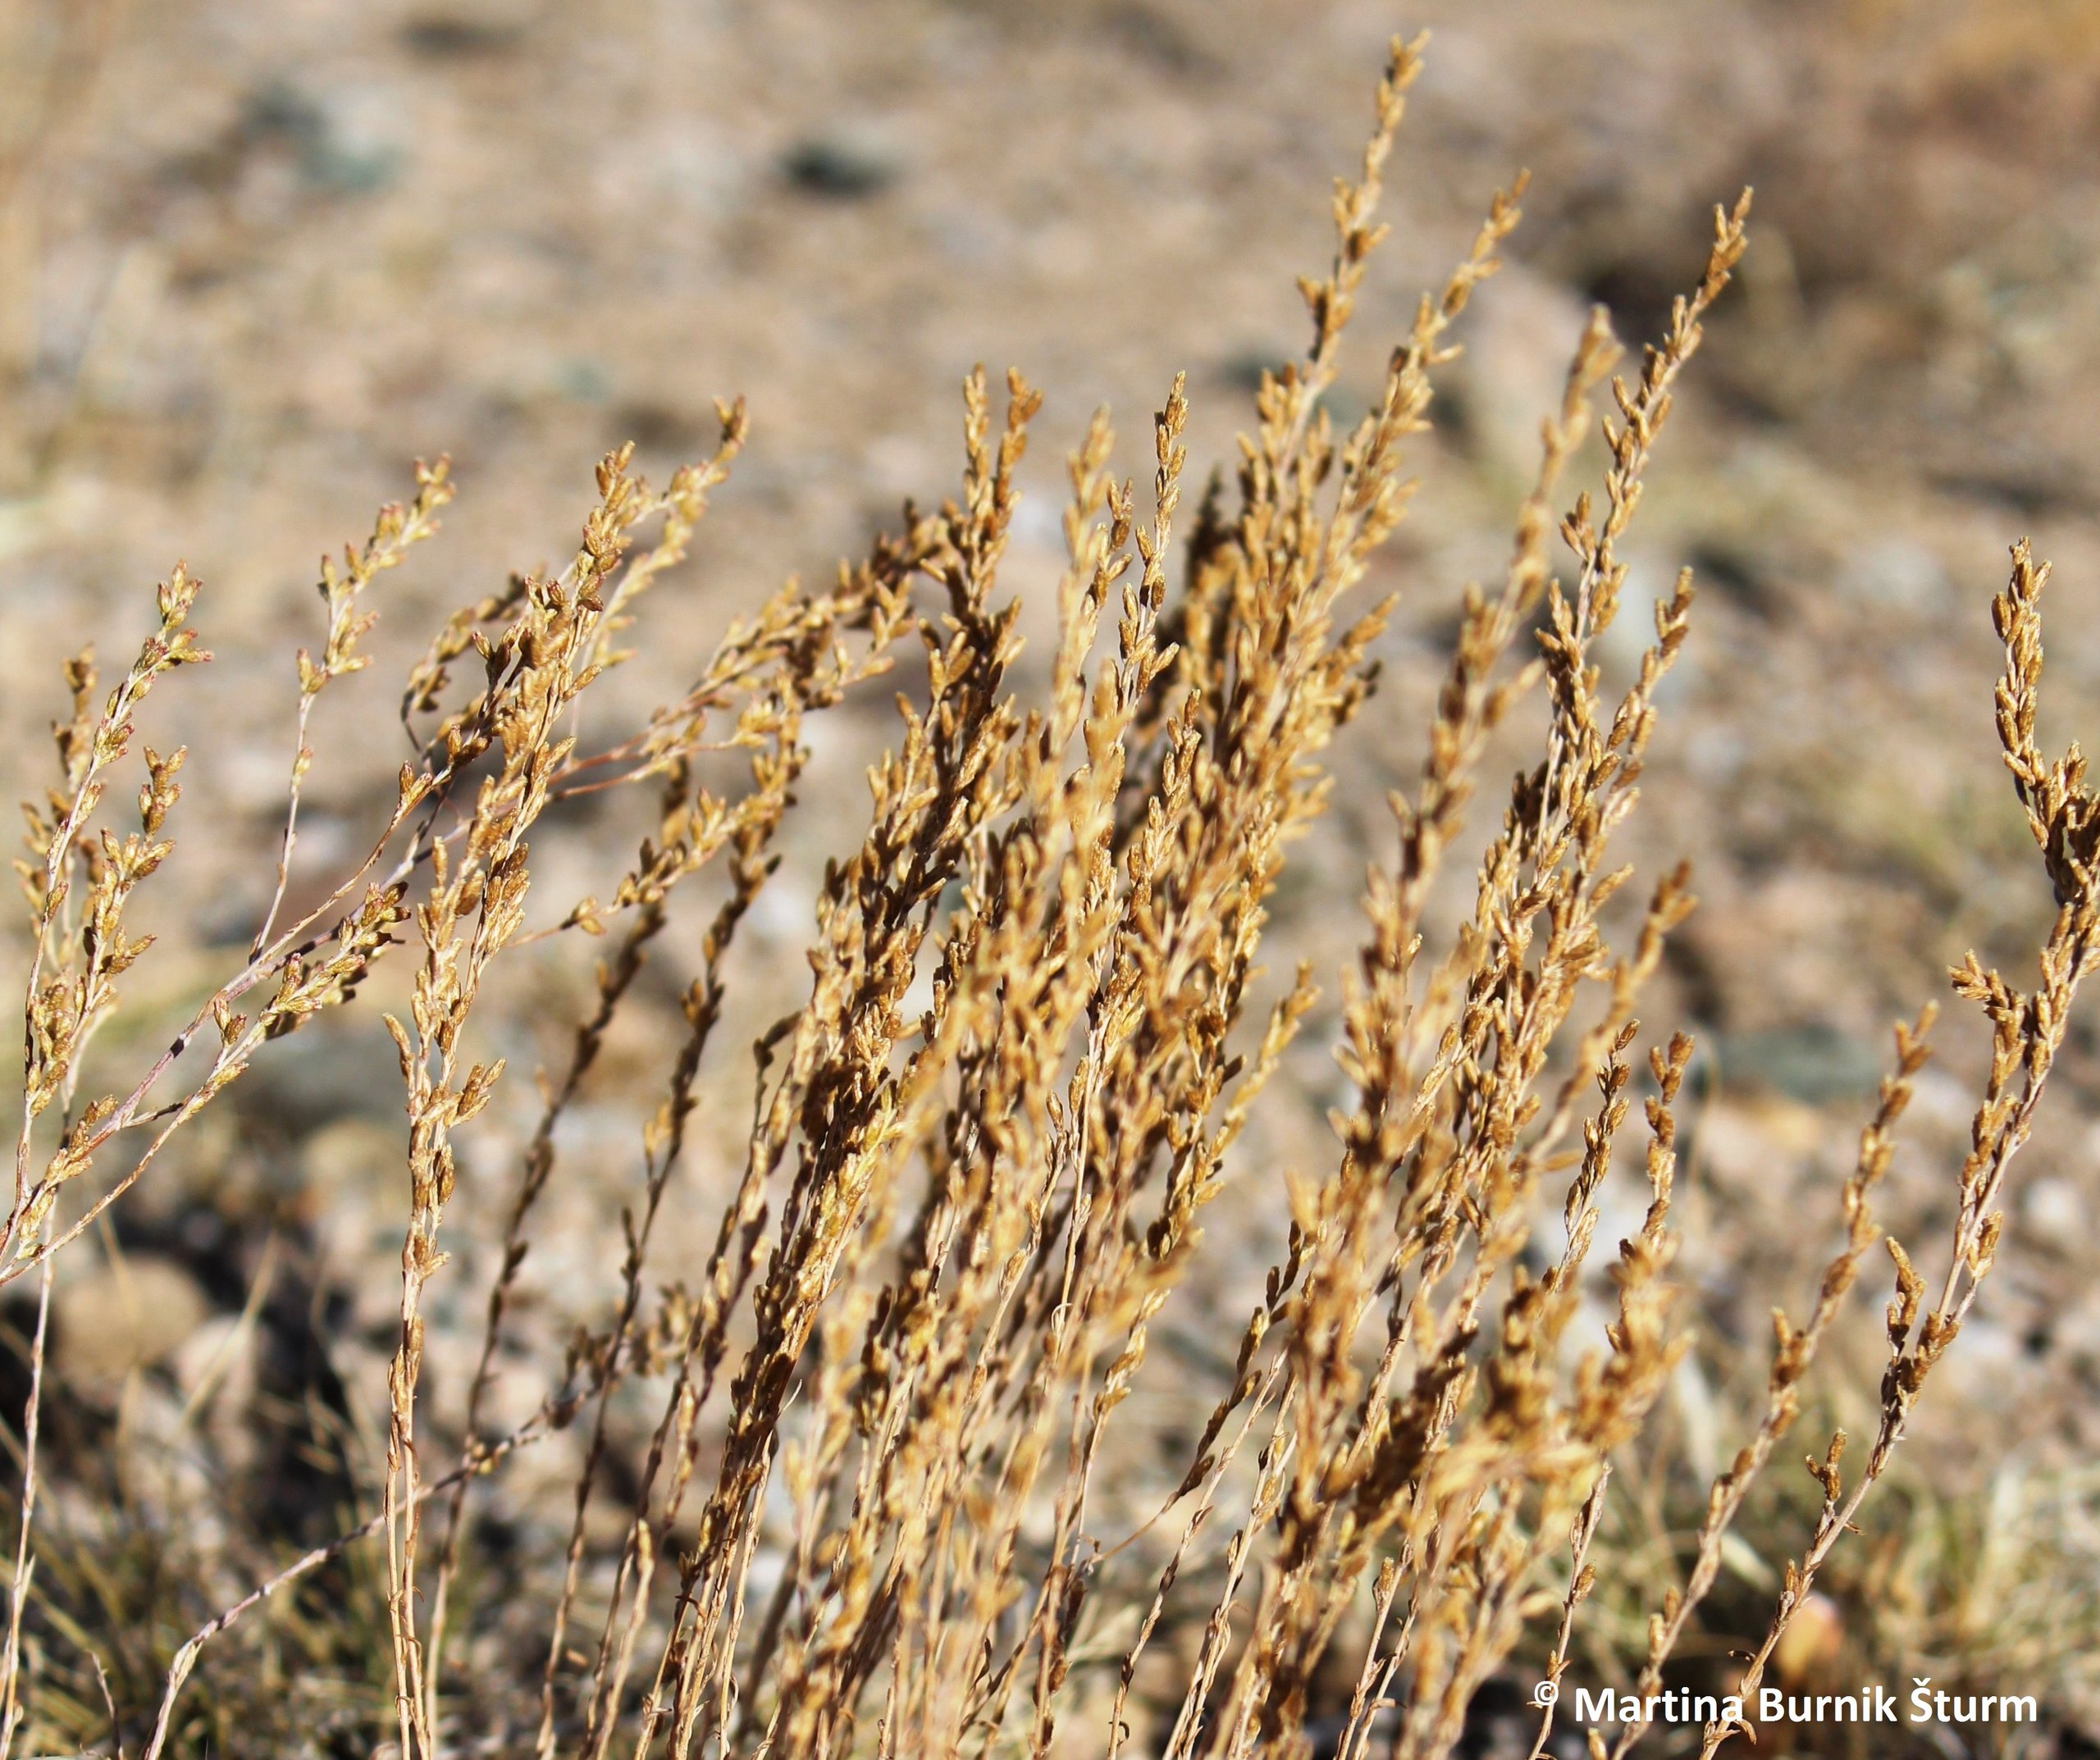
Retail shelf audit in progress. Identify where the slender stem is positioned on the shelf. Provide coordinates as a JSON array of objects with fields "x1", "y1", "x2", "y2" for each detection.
[{"x1": 0, "y1": 1250, "x2": 53, "y2": 1760}]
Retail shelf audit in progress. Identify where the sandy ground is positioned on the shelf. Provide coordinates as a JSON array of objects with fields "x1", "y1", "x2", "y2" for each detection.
[{"x1": 7, "y1": 0, "x2": 2100, "y2": 1747}]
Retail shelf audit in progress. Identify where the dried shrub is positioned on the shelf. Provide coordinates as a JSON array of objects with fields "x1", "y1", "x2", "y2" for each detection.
[{"x1": 3, "y1": 31, "x2": 2091, "y2": 1760}]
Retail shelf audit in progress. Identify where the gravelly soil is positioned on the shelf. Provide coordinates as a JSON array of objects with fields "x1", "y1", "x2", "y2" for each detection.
[{"x1": 6, "y1": 0, "x2": 2100, "y2": 1746}]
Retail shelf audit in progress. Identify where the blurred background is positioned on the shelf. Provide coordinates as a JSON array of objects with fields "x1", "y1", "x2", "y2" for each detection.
[{"x1": 5, "y1": 0, "x2": 2100, "y2": 1751}]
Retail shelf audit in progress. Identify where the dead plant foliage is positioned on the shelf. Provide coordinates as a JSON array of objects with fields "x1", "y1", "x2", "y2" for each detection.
[{"x1": 3, "y1": 32, "x2": 2090, "y2": 1760}]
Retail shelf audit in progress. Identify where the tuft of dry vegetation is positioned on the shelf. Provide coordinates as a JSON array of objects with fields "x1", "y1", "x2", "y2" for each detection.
[{"x1": 4, "y1": 31, "x2": 2093, "y2": 1760}]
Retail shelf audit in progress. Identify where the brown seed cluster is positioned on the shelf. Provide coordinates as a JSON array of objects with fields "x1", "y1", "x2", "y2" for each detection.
[{"x1": 5, "y1": 31, "x2": 2092, "y2": 1760}]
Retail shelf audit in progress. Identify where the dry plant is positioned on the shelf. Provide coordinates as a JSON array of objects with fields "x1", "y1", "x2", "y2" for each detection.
[{"x1": 3, "y1": 30, "x2": 2092, "y2": 1760}]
